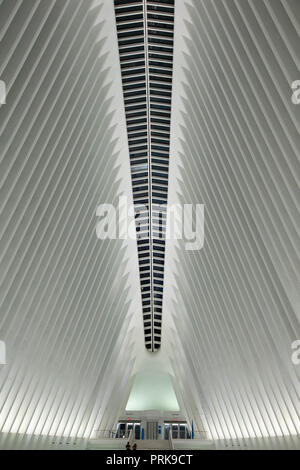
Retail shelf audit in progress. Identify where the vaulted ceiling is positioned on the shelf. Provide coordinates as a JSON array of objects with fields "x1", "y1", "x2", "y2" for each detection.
[{"x1": 0, "y1": 0, "x2": 299, "y2": 450}]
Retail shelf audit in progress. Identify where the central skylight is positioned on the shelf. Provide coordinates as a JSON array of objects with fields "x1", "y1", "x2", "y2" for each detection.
[{"x1": 114, "y1": 0, "x2": 175, "y2": 352}]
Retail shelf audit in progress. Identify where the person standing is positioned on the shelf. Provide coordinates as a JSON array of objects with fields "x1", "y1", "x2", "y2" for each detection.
[{"x1": 125, "y1": 441, "x2": 131, "y2": 450}]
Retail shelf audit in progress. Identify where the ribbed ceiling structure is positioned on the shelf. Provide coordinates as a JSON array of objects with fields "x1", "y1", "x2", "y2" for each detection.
[
  {"x1": 165, "y1": 0, "x2": 300, "y2": 446},
  {"x1": 0, "y1": 0, "x2": 299, "y2": 450},
  {"x1": 0, "y1": 0, "x2": 141, "y2": 448}
]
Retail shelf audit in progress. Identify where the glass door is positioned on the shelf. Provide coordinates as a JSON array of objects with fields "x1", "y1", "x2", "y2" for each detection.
[
  {"x1": 134, "y1": 423, "x2": 141, "y2": 440},
  {"x1": 172, "y1": 424, "x2": 178, "y2": 439}
]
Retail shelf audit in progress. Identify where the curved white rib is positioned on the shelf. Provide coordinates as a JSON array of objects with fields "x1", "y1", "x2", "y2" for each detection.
[{"x1": 166, "y1": 0, "x2": 299, "y2": 447}]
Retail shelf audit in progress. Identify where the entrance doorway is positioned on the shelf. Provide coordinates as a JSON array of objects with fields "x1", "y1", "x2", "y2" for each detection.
[
  {"x1": 116, "y1": 421, "x2": 141, "y2": 439},
  {"x1": 164, "y1": 422, "x2": 189, "y2": 439}
]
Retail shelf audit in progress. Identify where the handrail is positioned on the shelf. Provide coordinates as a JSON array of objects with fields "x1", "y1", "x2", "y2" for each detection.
[
  {"x1": 95, "y1": 429, "x2": 117, "y2": 439},
  {"x1": 128, "y1": 428, "x2": 134, "y2": 447},
  {"x1": 169, "y1": 429, "x2": 173, "y2": 450},
  {"x1": 193, "y1": 430, "x2": 208, "y2": 439}
]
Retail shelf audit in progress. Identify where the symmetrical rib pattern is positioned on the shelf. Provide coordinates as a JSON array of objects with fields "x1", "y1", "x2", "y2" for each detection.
[
  {"x1": 0, "y1": 0, "x2": 299, "y2": 451},
  {"x1": 114, "y1": 0, "x2": 175, "y2": 352}
]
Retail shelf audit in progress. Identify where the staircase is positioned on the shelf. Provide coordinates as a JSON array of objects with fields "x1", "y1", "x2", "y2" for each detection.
[{"x1": 136, "y1": 440, "x2": 171, "y2": 450}]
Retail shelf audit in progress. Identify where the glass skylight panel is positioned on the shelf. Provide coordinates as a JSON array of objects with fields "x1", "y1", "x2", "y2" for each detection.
[{"x1": 114, "y1": 0, "x2": 174, "y2": 352}]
